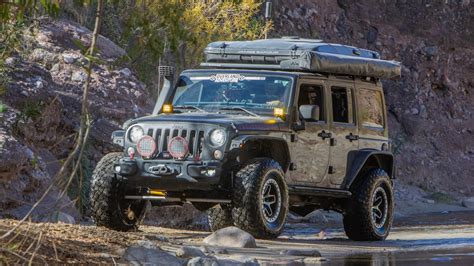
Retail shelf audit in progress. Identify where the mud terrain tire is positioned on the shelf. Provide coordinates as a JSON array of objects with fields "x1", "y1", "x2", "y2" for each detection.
[
  {"x1": 232, "y1": 158, "x2": 288, "y2": 239},
  {"x1": 207, "y1": 204, "x2": 233, "y2": 231},
  {"x1": 343, "y1": 168, "x2": 394, "y2": 241},
  {"x1": 90, "y1": 152, "x2": 147, "y2": 231}
]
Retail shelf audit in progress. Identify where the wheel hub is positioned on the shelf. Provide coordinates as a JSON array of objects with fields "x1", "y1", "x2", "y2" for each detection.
[
  {"x1": 371, "y1": 186, "x2": 388, "y2": 229},
  {"x1": 262, "y1": 178, "x2": 282, "y2": 223}
]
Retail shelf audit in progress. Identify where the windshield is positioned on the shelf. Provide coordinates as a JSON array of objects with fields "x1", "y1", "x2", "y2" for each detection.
[{"x1": 171, "y1": 72, "x2": 293, "y2": 116}]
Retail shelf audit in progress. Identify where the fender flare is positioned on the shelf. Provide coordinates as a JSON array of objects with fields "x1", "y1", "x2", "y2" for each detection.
[
  {"x1": 342, "y1": 149, "x2": 395, "y2": 190},
  {"x1": 230, "y1": 135, "x2": 291, "y2": 171}
]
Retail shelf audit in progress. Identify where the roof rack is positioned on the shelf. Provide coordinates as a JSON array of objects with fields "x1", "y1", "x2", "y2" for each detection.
[{"x1": 201, "y1": 38, "x2": 401, "y2": 79}]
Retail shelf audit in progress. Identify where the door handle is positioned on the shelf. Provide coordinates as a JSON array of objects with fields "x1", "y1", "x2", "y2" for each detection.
[
  {"x1": 346, "y1": 133, "x2": 359, "y2": 142},
  {"x1": 318, "y1": 130, "x2": 332, "y2": 140}
]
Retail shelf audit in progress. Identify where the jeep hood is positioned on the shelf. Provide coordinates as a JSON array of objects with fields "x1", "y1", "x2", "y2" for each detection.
[{"x1": 126, "y1": 113, "x2": 286, "y2": 131}]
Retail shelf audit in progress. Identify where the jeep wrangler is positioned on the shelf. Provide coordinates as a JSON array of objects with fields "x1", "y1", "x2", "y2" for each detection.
[{"x1": 90, "y1": 38, "x2": 401, "y2": 241}]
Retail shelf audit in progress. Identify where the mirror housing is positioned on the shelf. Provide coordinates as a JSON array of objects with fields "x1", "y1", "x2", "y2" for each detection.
[
  {"x1": 299, "y1": 105, "x2": 320, "y2": 121},
  {"x1": 153, "y1": 66, "x2": 175, "y2": 115}
]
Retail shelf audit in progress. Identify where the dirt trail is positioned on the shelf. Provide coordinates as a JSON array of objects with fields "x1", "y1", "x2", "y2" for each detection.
[{"x1": 1, "y1": 209, "x2": 474, "y2": 264}]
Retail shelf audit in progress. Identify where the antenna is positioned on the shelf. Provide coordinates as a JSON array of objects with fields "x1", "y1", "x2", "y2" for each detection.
[{"x1": 264, "y1": 0, "x2": 272, "y2": 39}]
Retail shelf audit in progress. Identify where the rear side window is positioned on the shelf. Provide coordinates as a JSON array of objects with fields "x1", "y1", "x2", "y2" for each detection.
[
  {"x1": 331, "y1": 87, "x2": 353, "y2": 124},
  {"x1": 358, "y1": 88, "x2": 384, "y2": 128}
]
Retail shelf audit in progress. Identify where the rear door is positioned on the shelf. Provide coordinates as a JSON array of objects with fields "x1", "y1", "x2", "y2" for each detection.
[{"x1": 327, "y1": 79, "x2": 359, "y2": 187}]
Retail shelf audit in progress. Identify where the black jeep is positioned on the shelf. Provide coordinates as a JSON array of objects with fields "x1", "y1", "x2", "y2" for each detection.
[{"x1": 90, "y1": 38, "x2": 401, "y2": 241}]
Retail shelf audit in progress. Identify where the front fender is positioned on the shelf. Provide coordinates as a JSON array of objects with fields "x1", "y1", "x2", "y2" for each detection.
[
  {"x1": 229, "y1": 135, "x2": 291, "y2": 171},
  {"x1": 343, "y1": 149, "x2": 395, "y2": 190}
]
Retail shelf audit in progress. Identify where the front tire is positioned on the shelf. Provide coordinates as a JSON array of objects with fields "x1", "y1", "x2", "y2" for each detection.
[
  {"x1": 207, "y1": 204, "x2": 233, "y2": 231},
  {"x1": 343, "y1": 169, "x2": 394, "y2": 241},
  {"x1": 90, "y1": 152, "x2": 147, "y2": 231},
  {"x1": 232, "y1": 158, "x2": 289, "y2": 239}
]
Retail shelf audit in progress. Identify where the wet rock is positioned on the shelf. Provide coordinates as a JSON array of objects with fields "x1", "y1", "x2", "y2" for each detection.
[
  {"x1": 461, "y1": 197, "x2": 474, "y2": 208},
  {"x1": 280, "y1": 249, "x2": 321, "y2": 257},
  {"x1": 203, "y1": 226, "x2": 257, "y2": 248},
  {"x1": 120, "y1": 246, "x2": 182, "y2": 266},
  {"x1": 176, "y1": 246, "x2": 206, "y2": 258}
]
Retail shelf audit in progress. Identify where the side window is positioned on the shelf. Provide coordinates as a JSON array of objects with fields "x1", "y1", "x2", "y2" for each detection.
[
  {"x1": 298, "y1": 84, "x2": 325, "y2": 121},
  {"x1": 331, "y1": 87, "x2": 353, "y2": 124},
  {"x1": 358, "y1": 88, "x2": 384, "y2": 128}
]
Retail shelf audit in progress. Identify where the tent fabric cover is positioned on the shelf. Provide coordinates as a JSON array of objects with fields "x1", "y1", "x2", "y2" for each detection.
[
  {"x1": 280, "y1": 51, "x2": 401, "y2": 79},
  {"x1": 202, "y1": 38, "x2": 402, "y2": 79}
]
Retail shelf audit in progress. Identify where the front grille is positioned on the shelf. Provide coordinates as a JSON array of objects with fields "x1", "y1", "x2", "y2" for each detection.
[{"x1": 147, "y1": 127, "x2": 205, "y2": 160}]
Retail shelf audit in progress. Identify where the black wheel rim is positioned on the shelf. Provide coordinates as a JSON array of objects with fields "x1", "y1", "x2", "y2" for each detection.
[
  {"x1": 261, "y1": 177, "x2": 282, "y2": 223},
  {"x1": 371, "y1": 186, "x2": 388, "y2": 230}
]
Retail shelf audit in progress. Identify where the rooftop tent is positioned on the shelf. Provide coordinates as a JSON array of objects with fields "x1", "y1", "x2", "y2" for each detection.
[{"x1": 201, "y1": 38, "x2": 401, "y2": 79}]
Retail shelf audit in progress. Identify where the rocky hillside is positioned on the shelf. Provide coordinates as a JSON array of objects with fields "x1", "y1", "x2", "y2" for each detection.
[
  {"x1": 272, "y1": 0, "x2": 474, "y2": 196},
  {"x1": 0, "y1": 19, "x2": 152, "y2": 221}
]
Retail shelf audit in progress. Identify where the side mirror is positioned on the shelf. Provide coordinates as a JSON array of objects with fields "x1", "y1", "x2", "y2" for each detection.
[{"x1": 299, "y1": 105, "x2": 320, "y2": 121}]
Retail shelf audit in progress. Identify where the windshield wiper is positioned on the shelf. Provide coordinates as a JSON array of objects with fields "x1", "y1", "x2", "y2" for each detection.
[
  {"x1": 218, "y1": 106, "x2": 259, "y2": 117},
  {"x1": 174, "y1": 105, "x2": 206, "y2": 113}
]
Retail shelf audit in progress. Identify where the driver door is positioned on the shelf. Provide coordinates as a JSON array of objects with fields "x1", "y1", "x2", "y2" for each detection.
[{"x1": 289, "y1": 81, "x2": 330, "y2": 186}]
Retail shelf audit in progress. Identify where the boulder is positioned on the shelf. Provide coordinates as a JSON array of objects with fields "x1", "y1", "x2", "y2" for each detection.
[
  {"x1": 176, "y1": 246, "x2": 206, "y2": 258},
  {"x1": 203, "y1": 226, "x2": 257, "y2": 248},
  {"x1": 121, "y1": 246, "x2": 182, "y2": 266}
]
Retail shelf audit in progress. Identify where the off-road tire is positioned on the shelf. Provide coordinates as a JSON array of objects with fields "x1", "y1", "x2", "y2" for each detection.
[
  {"x1": 90, "y1": 152, "x2": 147, "y2": 231},
  {"x1": 343, "y1": 168, "x2": 394, "y2": 241},
  {"x1": 207, "y1": 204, "x2": 233, "y2": 231},
  {"x1": 232, "y1": 158, "x2": 289, "y2": 239}
]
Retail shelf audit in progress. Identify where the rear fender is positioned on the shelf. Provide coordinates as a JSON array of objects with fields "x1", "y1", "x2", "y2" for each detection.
[{"x1": 343, "y1": 149, "x2": 395, "y2": 190}]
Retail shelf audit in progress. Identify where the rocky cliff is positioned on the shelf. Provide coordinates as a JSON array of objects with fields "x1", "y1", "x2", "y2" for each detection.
[
  {"x1": 0, "y1": 19, "x2": 152, "y2": 221},
  {"x1": 272, "y1": 0, "x2": 474, "y2": 196}
]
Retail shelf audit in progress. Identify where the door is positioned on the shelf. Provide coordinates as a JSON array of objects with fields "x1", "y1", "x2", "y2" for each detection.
[
  {"x1": 328, "y1": 83, "x2": 359, "y2": 187},
  {"x1": 290, "y1": 82, "x2": 330, "y2": 185}
]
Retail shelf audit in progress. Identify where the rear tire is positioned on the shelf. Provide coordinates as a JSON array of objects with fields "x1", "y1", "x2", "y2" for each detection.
[
  {"x1": 343, "y1": 168, "x2": 394, "y2": 241},
  {"x1": 207, "y1": 204, "x2": 233, "y2": 231},
  {"x1": 90, "y1": 152, "x2": 147, "y2": 231},
  {"x1": 232, "y1": 158, "x2": 288, "y2": 239}
]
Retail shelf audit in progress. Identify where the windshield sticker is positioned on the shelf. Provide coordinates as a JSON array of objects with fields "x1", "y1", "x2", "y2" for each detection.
[{"x1": 190, "y1": 74, "x2": 266, "y2": 82}]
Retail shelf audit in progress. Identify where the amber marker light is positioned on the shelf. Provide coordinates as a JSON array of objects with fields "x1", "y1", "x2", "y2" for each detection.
[
  {"x1": 162, "y1": 104, "x2": 173, "y2": 113},
  {"x1": 265, "y1": 119, "x2": 277, "y2": 124},
  {"x1": 273, "y1": 107, "x2": 285, "y2": 118}
]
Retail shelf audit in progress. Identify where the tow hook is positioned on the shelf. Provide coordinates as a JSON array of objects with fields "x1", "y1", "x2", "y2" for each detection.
[{"x1": 148, "y1": 164, "x2": 175, "y2": 175}]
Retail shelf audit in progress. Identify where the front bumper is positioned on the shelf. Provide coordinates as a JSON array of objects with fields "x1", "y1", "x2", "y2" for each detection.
[{"x1": 115, "y1": 158, "x2": 223, "y2": 191}]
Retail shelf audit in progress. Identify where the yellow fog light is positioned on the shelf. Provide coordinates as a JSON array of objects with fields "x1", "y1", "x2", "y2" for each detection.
[
  {"x1": 162, "y1": 104, "x2": 173, "y2": 113},
  {"x1": 149, "y1": 189, "x2": 166, "y2": 196},
  {"x1": 273, "y1": 107, "x2": 285, "y2": 118}
]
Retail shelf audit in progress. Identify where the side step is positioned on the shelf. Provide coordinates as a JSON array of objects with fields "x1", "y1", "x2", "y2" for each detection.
[
  {"x1": 289, "y1": 186, "x2": 352, "y2": 198},
  {"x1": 124, "y1": 195, "x2": 231, "y2": 204}
]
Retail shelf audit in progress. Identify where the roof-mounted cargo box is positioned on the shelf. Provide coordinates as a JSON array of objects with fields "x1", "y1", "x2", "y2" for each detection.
[{"x1": 201, "y1": 38, "x2": 401, "y2": 79}]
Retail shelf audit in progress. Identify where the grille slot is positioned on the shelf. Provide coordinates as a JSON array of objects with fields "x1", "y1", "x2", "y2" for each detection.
[{"x1": 149, "y1": 127, "x2": 205, "y2": 159}]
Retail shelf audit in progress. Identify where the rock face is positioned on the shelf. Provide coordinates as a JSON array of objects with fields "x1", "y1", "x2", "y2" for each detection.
[
  {"x1": 0, "y1": 19, "x2": 152, "y2": 221},
  {"x1": 203, "y1": 226, "x2": 257, "y2": 248},
  {"x1": 272, "y1": 0, "x2": 474, "y2": 196}
]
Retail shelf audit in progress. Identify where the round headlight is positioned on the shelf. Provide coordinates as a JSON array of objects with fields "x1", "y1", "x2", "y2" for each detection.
[
  {"x1": 129, "y1": 125, "x2": 144, "y2": 143},
  {"x1": 210, "y1": 129, "x2": 226, "y2": 147}
]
